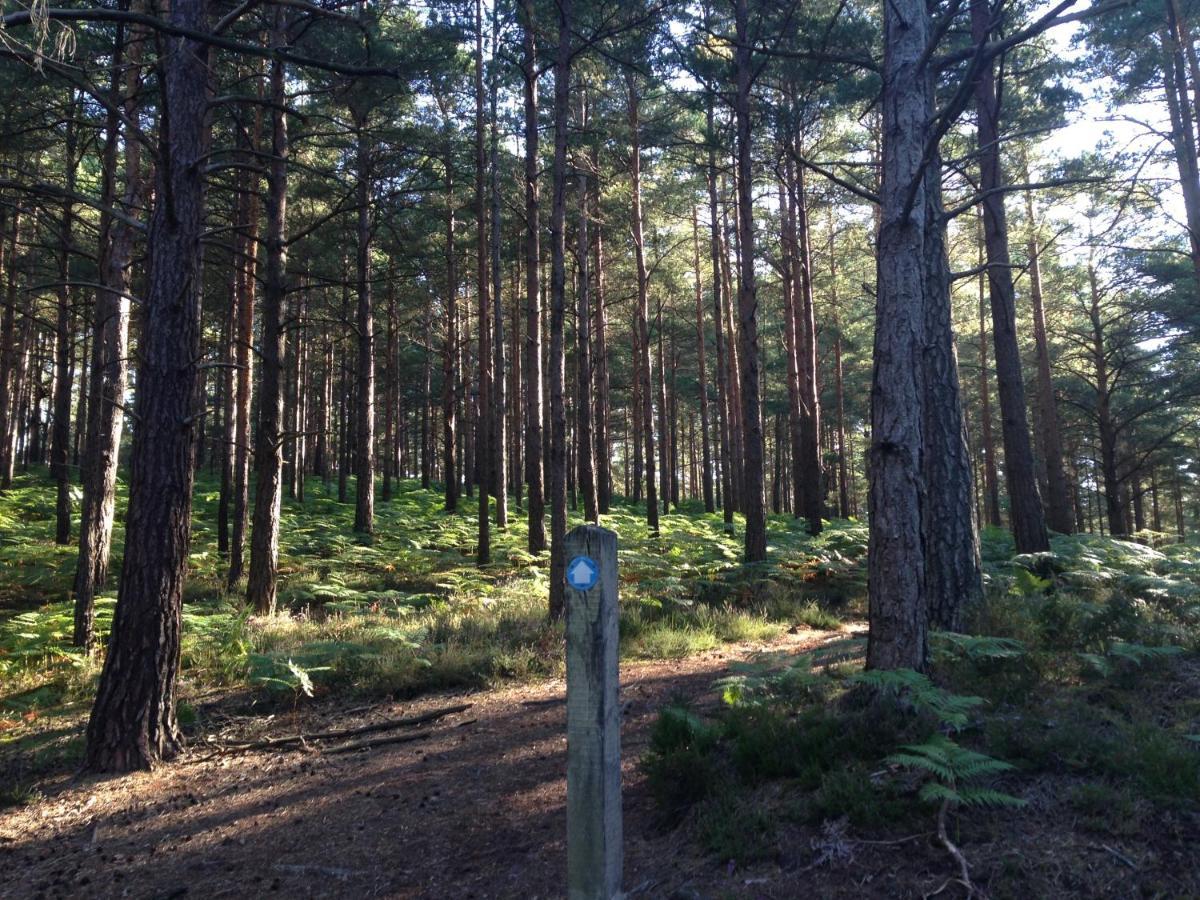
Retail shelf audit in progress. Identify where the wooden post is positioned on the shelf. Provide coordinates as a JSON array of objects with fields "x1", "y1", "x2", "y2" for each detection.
[{"x1": 564, "y1": 523, "x2": 622, "y2": 899}]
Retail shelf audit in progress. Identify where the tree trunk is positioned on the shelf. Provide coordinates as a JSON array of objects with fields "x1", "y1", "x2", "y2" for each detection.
[
  {"x1": 84, "y1": 0, "x2": 211, "y2": 771},
  {"x1": 354, "y1": 115, "x2": 375, "y2": 536},
  {"x1": 441, "y1": 124, "x2": 459, "y2": 514},
  {"x1": 867, "y1": 0, "x2": 929, "y2": 671},
  {"x1": 791, "y1": 160, "x2": 823, "y2": 535},
  {"x1": 922, "y1": 157, "x2": 983, "y2": 633},
  {"x1": 706, "y1": 131, "x2": 733, "y2": 528},
  {"x1": 520, "y1": 0, "x2": 545, "y2": 550},
  {"x1": 489, "y1": 7, "x2": 507, "y2": 529},
  {"x1": 692, "y1": 205, "x2": 714, "y2": 513},
  {"x1": 475, "y1": 0, "x2": 491, "y2": 563},
  {"x1": 247, "y1": 17, "x2": 290, "y2": 615},
  {"x1": 52, "y1": 96, "x2": 79, "y2": 546},
  {"x1": 970, "y1": 0, "x2": 1049, "y2": 553},
  {"x1": 593, "y1": 163, "x2": 612, "y2": 514},
  {"x1": 627, "y1": 72, "x2": 658, "y2": 535},
  {"x1": 74, "y1": 20, "x2": 143, "y2": 647},
  {"x1": 975, "y1": 213, "x2": 1002, "y2": 529},
  {"x1": 548, "y1": 0, "x2": 573, "y2": 618},
  {"x1": 828, "y1": 211, "x2": 851, "y2": 519},
  {"x1": 228, "y1": 96, "x2": 262, "y2": 587},
  {"x1": 576, "y1": 161, "x2": 598, "y2": 523},
  {"x1": 733, "y1": 0, "x2": 766, "y2": 562},
  {"x1": 0, "y1": 206, "x2": 22, "y2": 488},
  {"x1": 1022, "y1": 177, "x2": 1073, "y2": 534}
]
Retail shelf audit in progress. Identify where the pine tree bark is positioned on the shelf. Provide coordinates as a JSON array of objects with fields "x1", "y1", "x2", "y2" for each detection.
[
  {"x1": 867, "y1": 0, "x2": 929, "y2": 671},
  {"x1": 791, "y1": 159, "x2": 823, "y2": 535},
  {"x1": 692, "y1": 205, "x2": 715, "y2": 513},
  {"x1": 228, "y1": 97, "x2": 262, "y2": 587},
  {"x1": 779, "y1": 173, "x2": 807, "y2": 522},
  {"x1": 84, "y1": 0, "x2": 211, "y2": 772},
  {"x1": 0, "y1": 206, "x2": 22, "y2": 488},
  {"x1": 74, "y1": 19, "x2": 143, "y2": 648},
  {"x1": 547, "y1": 0, "x2": 573, "y2": 618},
  {"x1": 474, "y1": 0, "x2": 492, "y2": 562},
  {"x1": 970, "y1": 0, "x2": 1049, "y2": 553},
  {"x1": 1022, "y1": 178, "x2": 1073, "y2": 534},
  {"x1": 592, "y1": 158, "x2": 612, "y2": 514},
  {"x1": 247, "y1": 15, "x2": 290, "y2": 614},
  {"x1": 828, "y1": 212, "x2": 851, "y2": 519},
  {"x1": 975, "y1": 214, "x2": 1002, "y2": 529},
  {"x1": 353, "y1": 113, "x2": 375, "y2": 536},
  {"x1": 627, "y1": 72, "x2": 658, "y2": 535},
  {"x1": 733, "y1": 0, "x2": 766, "y2": 562},
  {"x1": 706, "y1": 143, "x2": 733, "y2": 528},
  {"x1": 520, "y1": 0, "x2": 545, "y2": 550},
  {"x1": 576, "y1": 164, "x2": 598, "y2": 523},
  {"x1": 52, "y1": 96, "x2": 80, "y2": 546},
  {"x1": 489, "y1": 8, "x2": 507, "y2": 529},
  {"x1": 440, "y1": 112, "x2": 459, "y2": 514},
  {"x1": 922, "y1": 159, "x2": 983, "y2": 633}
]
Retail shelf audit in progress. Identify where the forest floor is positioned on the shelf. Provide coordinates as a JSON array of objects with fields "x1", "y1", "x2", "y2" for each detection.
[
  {"x1": 2, "y1": 474, "x2": 1200, "y2": 898},
  {"x1": 1, "y1": 629, "x2": 873, "y2": 900}
]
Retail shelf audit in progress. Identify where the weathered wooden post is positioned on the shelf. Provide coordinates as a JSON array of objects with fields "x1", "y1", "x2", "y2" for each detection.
[{"x1": 564, "y1": 524, "x2": 622, "y2": 899}]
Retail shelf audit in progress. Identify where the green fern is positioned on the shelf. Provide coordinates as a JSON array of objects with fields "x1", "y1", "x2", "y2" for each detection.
[
  {"x1": 850, "y1": 668, "x2": 984, "y2": 731},
  {"x1": 932, "y1": 632, "x2": 1027, "y2": 663},
  {"x1": 887, "y1": 734, "x2": 1025, "y2": 810}
]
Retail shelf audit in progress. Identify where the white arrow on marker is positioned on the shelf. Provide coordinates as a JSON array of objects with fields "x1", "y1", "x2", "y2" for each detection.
[{"x1": 567, "y1": 557, "x2": 598, "y2": 590}]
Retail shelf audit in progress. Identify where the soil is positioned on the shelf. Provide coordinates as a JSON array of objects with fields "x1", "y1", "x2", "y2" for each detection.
[{"x1": 2, "y1": 626, "x2": 1195, "y2": 899}]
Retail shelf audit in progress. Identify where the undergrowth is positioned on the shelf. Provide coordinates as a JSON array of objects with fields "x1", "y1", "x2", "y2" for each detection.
[{"x1": 0, "y1": 470, "x2": 854, "y2": 784}]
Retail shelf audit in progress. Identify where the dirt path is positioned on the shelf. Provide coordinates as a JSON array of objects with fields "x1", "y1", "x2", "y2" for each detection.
[{"x1": 0, "y1": 628, "x2": 857, "y2": 900}]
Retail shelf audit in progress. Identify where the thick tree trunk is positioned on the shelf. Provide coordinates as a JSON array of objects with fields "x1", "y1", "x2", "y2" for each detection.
[
  {"x1": 867, "y1": 0, "x2": 929, "y2": 671},
  {"x1": 84, "y1": 0, "x2": 211, "y2": 772},
  {"x1": 74, "y1": 22, "x2": 143, "y2": 648},
  {"x1": 779, "y1": 174, "x2": 807, "y2": 522},
  {"x1": 247, "y1": 19, "x2": 290, "y2": 614},
  {"x1": 733, "y1": 0, "x2": 766, "y2": 562},
  {"x1": 922, "y1": 160, "x2": 983, "y2": 633},
  {"x1": 627, "y1": 72, "x2": 658, "y2": 535},
  {"x1": 970, "y1": 0, "x2": 1049, "y2": 553}
]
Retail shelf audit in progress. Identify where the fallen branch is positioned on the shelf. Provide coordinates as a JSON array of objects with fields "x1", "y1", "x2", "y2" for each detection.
[
  {"x1": 324, "y1": 730, "x2": 432, "y2": 755},
  {"x1": 195, "y1": 703, "x2": 472, "y2": 756}
]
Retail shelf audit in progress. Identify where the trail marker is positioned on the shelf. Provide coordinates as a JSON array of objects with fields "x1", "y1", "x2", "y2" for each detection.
[{"x1": 564, "y1": 524, "x2": 622, "y2": 900}]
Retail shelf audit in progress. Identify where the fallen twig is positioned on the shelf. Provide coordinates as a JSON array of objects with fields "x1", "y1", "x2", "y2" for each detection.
[
  {"x1": 208, "y1": 703, "x2": 471, "y2": 752},
  {"x1": 323, "y1": 730, "x2": 432, "y2": 754},
  {"x1": 1089, "y1": 843, "x2": 1138, "y2": 870}
]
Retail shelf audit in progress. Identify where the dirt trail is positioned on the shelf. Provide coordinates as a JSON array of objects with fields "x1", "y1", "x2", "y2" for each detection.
[{"x1": 0, "y1": 629, "x2": 853, "y2": 900}]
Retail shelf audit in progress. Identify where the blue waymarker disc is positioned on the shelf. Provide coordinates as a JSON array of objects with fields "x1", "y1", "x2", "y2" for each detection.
[{"x1": 566, "y1": 555, "x2": 600, "y2": 591}]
